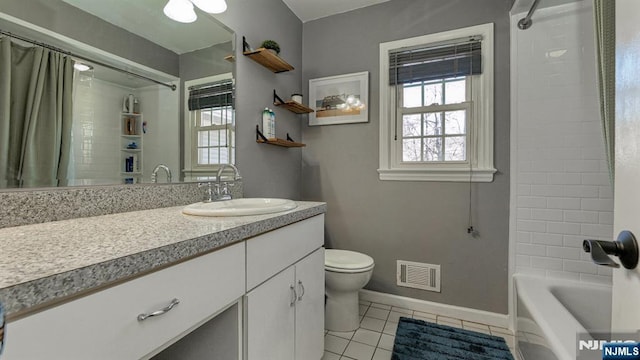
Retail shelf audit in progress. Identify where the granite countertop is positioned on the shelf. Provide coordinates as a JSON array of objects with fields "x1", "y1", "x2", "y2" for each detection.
[{"x1": 0, "y1": 201, "x2": 326, "y2": 319}]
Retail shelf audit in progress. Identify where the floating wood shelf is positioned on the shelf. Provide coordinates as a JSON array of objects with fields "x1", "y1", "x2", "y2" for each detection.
[
  {"x1": 257, "y1": 138, "x2": 306, "y2": 147},
  {"x1": 273, "y1": 90, "x2": 314, "y2": 114},
  {"x1": 274, "y1": 100, "x2": 314, "y2": 114},
  {"x1": 243, "y1": 48, "x2": 294, "y2": 73},
  {"x1": 256, "y1": 125, "x2": 305, "y2": 147},
  {"x1": 242, "y1": 36, "x2": 294, "y2": 73}
]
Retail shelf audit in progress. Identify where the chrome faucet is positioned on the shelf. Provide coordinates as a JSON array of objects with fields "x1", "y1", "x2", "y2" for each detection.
[
  {"x1": 151, "y1": 164, "x2": 172, "y2": 183},
  {"x1": 197, "y1": 164, "x2": 241, "y2": 202},
  {"x1": 215, "y1": 164, "x2": 242, "y2": 201},
  {"x1": 198, "y1": 182, "x2": 215, "y2": 202}
]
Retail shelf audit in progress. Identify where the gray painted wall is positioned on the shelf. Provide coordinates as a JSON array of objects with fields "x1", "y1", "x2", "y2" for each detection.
[
  {"x1": 301, "y1": 0, "x2": 512, "y2": 313},
  {"x1": 0, "y1": 0, "x2": 179, "y2": 76},
  {"x1": 216, "y1": 0, "x2": 304, "y2": 199},
  {"x1": 179, "y1": 41, "x2": 233, "y2": 82}
]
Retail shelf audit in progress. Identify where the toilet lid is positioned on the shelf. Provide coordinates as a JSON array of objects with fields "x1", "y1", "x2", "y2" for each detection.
[{"x1": 325, "y1": 249, "x2": 374, "y2": 271}]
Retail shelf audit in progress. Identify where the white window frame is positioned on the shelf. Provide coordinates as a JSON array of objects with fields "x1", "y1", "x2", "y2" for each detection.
[
  {"x1": 183, "y1": 73, "x2": 234, "y2": 180},
  {"x1": 378, "y1": 23, "x2": 496, "y2": 182}
]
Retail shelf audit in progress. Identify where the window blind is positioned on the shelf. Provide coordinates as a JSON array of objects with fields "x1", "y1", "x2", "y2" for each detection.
[
  {"x1": 389, "y1": 37, "x2": 482, "y2": 85},
  {"x1": 188, "y1": 80, "x2": 233, "y2": 110}
]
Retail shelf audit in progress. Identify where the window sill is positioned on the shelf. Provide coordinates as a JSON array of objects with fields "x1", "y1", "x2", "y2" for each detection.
[{"x1": 377, "y1": 167, "x2": 496, "y2": 182}]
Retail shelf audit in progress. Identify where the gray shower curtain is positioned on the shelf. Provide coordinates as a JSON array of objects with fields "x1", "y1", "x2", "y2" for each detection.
[{"x1": 0, "y1": 37, "x2": 73, "y2": 187}]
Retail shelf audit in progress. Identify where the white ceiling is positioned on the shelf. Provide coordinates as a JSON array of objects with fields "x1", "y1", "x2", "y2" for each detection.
[
  {"x1": 282, "y1": 0, "x2": 391, "y2": 22},
  {"x1": 61, "y1": 0, "x2": 233, "y2": 54}
]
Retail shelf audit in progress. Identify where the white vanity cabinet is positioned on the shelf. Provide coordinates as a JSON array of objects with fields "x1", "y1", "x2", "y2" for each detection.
[
  {"x1": 3, "y1": 242, "x2": 246, "y2": 360},
  {"x1": 1, "y1": 209, "x2": 327, "y2": 360},
  {"x1": 244, "y1": 214, "x2": 325, "y2": 360}
]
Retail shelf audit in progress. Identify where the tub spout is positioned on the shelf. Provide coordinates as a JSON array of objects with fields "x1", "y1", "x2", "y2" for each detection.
[{"x1": 583, "y1": 231, "x2": 639, "y2": 269}]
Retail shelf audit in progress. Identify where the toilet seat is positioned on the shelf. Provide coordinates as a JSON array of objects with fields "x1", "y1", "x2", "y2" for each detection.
[{"x1": 325, "y1": 249, "x2": 374, "y2": 273}]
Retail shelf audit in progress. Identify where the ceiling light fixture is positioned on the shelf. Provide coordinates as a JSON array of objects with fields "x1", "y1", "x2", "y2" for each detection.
[
  {"x1": 191, "y1": 0, "x2": 228, "y2": 14},
  {"x1": 73, "y1": 63, "x2": 93, "y2": 72},
  {"x1": 163, "y1": 0, "x2": 198, "y2": 23},
  {"x1": 163, "y1": 0, "x2": 228, "y2": 23}
]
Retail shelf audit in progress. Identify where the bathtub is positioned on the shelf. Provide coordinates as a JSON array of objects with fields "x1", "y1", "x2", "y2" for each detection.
[{"x1": 514, "y1": 274, "x2": 612, "y2": 360}]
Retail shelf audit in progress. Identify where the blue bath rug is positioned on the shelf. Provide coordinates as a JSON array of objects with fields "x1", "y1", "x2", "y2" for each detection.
[{"x1": 392, "y1": 317, "x2": 514, "y2": 360}]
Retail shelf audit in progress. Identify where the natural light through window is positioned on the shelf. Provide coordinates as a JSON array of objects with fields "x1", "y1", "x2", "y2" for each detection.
[
  {"x1": 400, "y1": 77, "x2": 468, "y2": 163},
  {"x1": 378, "y1": 24, "x2": 495, "y2": 182},
  {"x1": 183, "y1": 73, "x2": 234, "y2": 181},
  {"x1": 193, "y1": 106, "x2": 234, "y2": 165}
]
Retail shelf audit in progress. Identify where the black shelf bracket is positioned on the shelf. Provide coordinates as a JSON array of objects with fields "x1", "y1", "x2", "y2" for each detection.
[
  {"x1": 243, "y1": 36, "x2": 252, "y2": 53},
  {"x1": 256, "y1": 125, "x2": 299, "y2": 144},
  {"x1": 273, "y1": 89, "x2": 286, "y2": 106},
  {"x1": 256, "y1": 125, "x2": 269, "y2": 142}
]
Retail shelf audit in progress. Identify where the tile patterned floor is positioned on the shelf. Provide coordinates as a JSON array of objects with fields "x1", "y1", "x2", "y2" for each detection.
[{"x1": 322, "y1": 300, "x2": 516, "y2": 360}]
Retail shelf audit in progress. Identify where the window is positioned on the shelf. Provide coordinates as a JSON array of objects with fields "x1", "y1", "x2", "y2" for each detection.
[
  {"x1": 191, "y1": 107, "x2": 234, "y2": 165},
  {"x1": 183, "y1": 74, "x2": 234, "y2": 181},
  {"x1": 378, "y1": 24, "x2": 495, "y2": 182},
  {"x1": 400, "y1": 77, "x2": 470, "y2": 163}
]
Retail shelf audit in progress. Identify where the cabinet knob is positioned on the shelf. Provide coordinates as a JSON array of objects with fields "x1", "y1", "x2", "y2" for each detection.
[{"x1": 137, "y1": 298, "x2": 180, "y2": 321}]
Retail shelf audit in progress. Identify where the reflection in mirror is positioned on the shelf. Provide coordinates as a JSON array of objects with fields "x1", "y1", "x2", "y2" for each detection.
[
  {"x1": 184, "y1": 73, "x2": 235, "y2": 182},
  {"x1": 0, "y1": 0, "x2": 235, "y2": 189}
]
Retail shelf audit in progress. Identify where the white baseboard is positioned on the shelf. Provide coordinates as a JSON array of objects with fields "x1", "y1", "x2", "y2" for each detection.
[{"x1": 359, "y1": 289, "x2": 510, "y2": 329}]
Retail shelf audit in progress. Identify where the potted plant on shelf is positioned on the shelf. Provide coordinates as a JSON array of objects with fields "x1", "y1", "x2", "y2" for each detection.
[{"x1": 261, "y1": 40, "x2": 281, "y2": 56}]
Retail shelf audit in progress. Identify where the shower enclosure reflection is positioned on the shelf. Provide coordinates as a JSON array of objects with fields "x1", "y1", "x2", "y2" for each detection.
[{"x1": 0, "y1": 0, "x2": 235, "y2": 189}]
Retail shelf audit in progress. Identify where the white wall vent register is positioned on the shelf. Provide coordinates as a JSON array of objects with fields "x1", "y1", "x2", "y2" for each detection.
[{"x1": 397, "y1": 260, "x2": 441, "y2": 292}]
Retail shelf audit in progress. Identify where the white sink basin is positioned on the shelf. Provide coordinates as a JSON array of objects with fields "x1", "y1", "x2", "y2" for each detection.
[{"x1": 182, "y1": 198, "x2": 297, "y2": 217}]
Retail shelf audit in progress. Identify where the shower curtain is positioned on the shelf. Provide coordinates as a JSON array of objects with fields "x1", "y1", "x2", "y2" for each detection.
[
  {"x1": 594, "y1": 0, "x2": 615, "y2": 185},
  {"x1": 0, "y1": 37, "x2": 73, "y2": 187}
]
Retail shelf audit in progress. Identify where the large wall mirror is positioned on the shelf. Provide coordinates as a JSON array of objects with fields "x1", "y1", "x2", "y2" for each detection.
[{"x1": 0, "y1": 0, "x2": 235, "y2": 189}]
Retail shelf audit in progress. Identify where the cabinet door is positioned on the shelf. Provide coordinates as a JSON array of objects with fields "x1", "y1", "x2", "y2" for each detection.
[
  {"x1": 246, "y1": 214, "x2": 324, "y2": 291},
  {"x1": 245, "y1": 266, "x2": 295, "y2": 360},
  {"x1": 295, "y1": 248, "x2": 325, "y2": 360}
]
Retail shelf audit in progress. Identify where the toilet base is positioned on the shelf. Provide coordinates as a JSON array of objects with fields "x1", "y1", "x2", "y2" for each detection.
[{"x1": 325, "y1": 289, "x2": 360, "y2": 332}]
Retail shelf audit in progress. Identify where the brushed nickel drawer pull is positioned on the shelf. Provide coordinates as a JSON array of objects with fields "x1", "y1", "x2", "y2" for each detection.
[
  {"x1": 137, "y1": 298, "x2": 180, "y2": 321},
  {"x1": 290, "y1": 285, "x2": 297, "y2": 307},
  {"x1": 297, "y1": 280, "x2": 305, "y2": 301}
]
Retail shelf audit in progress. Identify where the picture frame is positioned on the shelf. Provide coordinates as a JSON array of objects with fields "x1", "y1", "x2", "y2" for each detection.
[{"x1": 308, "y1": 71, "x2": 369, "y2": 126}]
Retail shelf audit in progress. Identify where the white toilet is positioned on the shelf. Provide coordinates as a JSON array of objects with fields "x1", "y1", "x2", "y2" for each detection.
[{"x1": 324, "y1": 249, "x2": 375, "y2": 332}]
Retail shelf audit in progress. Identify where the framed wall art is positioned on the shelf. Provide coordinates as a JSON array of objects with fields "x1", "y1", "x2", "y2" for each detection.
[{"x1": 308, "y1": 71, "x2": 369, "y2": 126}]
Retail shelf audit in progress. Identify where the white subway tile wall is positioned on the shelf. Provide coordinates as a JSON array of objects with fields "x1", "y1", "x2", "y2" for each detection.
[
  {"x1": 71, "y1": 78, "x2": 124, "y2": 181},
  {"x1": 513, "y1": 3, "x2": 613, "y2": 284},
  {"x1": 71, "y1": 77, "x2": 177, "y2": 184}
]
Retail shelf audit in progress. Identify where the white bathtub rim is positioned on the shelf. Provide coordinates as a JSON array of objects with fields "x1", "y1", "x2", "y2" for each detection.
[{"x1": 514, "y1": 274, "x2": 612, "y2": 360}]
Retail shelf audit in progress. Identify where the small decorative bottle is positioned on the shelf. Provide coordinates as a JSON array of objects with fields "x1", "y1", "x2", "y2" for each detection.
[
  {"x1": 269, "y1": 108, "x2": 276, "y2": 139},
  {"x1": 262, "y1": 108, "x2": 273, "y2": 139}
]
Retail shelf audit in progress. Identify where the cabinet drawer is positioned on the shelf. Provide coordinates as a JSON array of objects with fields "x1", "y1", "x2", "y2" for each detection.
[
  {"x1": 246, "y1": 214, "x2": 324, "y2": 291},
  {"x1": 4, "y1": 242, "x2": 245, "y2": 360}
]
